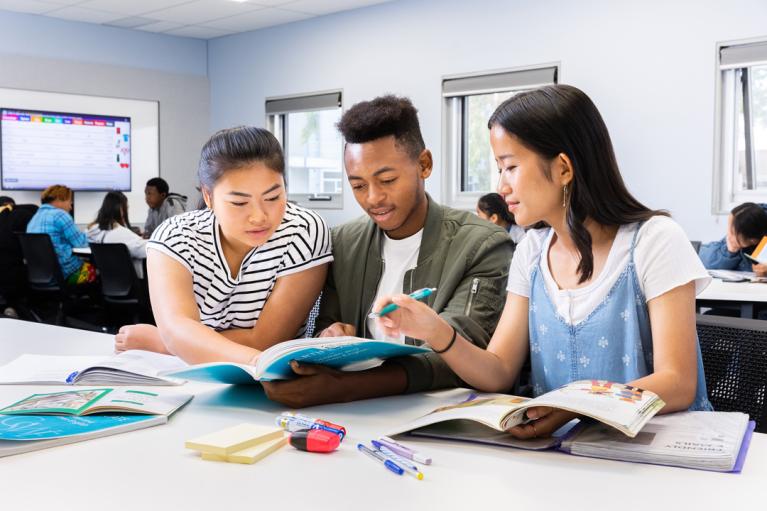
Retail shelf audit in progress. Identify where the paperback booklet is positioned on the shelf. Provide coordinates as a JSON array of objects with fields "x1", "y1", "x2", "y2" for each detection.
[
  {"x1": 0, "y1": 350, "x2": 187, "y2": 386},
  {"x1": 0, "y1": 388, "x2": 193, "y2": 417},
  {"x1": 162, "y1": 336, "x2": 431, "y2": 384},
  {"x1": 388, "y1": 380, "x2": 665, "y2": 441},
  {"x1": 560, "y1": 411, "x2": 754, "y2": 472},
  {"x1": 0, "y1": 413, "x2": 167, "y2": 458}
]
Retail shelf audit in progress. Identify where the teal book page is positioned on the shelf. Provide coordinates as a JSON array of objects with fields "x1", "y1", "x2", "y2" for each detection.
[
  {"x1": 0, "y1": 414, "x2": 157, "y2": 440},
  {"x1": 166, "y1": 364, "x2": 259, "y2": 385},
  {"x1": 0, "y1": 389, "x2": 112, "y2": 416},
  {"x1": 259, "y1": 342, "x2": 430, "y2": 380}
]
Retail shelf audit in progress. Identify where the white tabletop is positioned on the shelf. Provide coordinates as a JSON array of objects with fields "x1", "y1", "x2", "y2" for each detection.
[
  {"x1": 0, "y1": 318, "x2": 765, "y2": 510},
  {"x1": 72, "y1": 246, "x2": 91, "y2": 256},
  {"x1": 697, "y1": 278, "x2": 767, "y2": 303}
]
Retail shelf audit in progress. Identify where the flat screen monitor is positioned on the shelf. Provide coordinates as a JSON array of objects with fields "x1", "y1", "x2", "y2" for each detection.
[{"x1": 0, "y1": 108, "x2": 131, "y2": 191}]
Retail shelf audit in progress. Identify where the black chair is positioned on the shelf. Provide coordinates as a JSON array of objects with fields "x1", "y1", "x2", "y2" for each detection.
[
  {"x1": 16, "y1": 232, "x2": 97, "y2": 326},
  {"x1": 89, "y1": 243, "x2": 150, "y2": 327},
  {"x1": 696, "y1": 314, "x2": 767, "y2": 432},
  {"x1": 690, "y1": 240, "x2": 702, "y2": 253}
]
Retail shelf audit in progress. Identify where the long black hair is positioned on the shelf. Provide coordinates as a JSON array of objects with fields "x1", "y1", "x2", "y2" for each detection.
[
  {"x1": 95, "y1": 191, "x2": 131, "y2": 231},
  {"x1": 488, "y1": 84, "x2": 667, "y2": 283},
  {"x1": 477, "y1": 192, "x2": 515, "y2": 227}
]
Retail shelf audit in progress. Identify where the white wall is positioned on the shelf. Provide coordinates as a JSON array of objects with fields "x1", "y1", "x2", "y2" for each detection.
[
  {"x1": 0, "y1": 11, "x2": 209, "y2": 224},
  {"x1": 207, "y1": 0, "x2": 767, "y2": 241}
]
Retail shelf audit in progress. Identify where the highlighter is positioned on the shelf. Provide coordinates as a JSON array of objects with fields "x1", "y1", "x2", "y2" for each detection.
[{"x1": 288, "y1": 429, "x2": 340, "y2": 453}]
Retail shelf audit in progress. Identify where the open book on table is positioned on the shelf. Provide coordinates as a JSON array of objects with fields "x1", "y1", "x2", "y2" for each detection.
[
  {"x1": 0, "y1": 350, "x2": 187, "y2": 386},
  {"x1": 0, "y1": 388, "x2": 193, "y2": 416},
  {"x1": 388, "y1": 380, "x2": 665, "y2": 443},
  {"x1": 162, "y1": 336, "x2": 431, "y2": 384}
]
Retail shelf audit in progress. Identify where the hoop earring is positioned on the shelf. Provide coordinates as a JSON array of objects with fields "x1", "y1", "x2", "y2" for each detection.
[{"x1": 562, "y1": 184, "x2": 568, "y2": 208}]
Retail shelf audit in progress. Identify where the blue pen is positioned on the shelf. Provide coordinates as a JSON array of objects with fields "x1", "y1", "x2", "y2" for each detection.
[
  {"x1": 357, "y1": 443, "x2": 403, "y2": 476},
  {"x1": 371, "y1": 441, "x2": 425, "y2": 480},
  {"x1": 368, "y1": 287, "x2": 437, "y2": 318},
  {"x1": 65, "y1": 371, "x2": 79, "y2": 384}
]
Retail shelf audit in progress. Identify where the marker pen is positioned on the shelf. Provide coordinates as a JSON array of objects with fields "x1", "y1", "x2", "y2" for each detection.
[{"x1": 276, "y1": 413, "x2": 346, "y2": 440}]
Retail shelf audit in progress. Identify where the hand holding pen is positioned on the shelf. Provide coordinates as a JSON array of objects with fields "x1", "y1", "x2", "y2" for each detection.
[{"x1": 371, "y1": 287, "x2": 449, "y2": 344}]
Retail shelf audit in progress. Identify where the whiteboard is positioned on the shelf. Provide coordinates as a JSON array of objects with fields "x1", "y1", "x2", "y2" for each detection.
[{"x1": 0, "y1": 87, "x2": 159, "y2": 225}]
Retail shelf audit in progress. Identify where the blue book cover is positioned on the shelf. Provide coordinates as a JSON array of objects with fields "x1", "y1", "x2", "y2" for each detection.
[
  {"x1": 0, "y1": 414, "x2": 162, "y2": 440},
  {"x1": 163, "y1": 337, "x2": 431, "y2": 384}
]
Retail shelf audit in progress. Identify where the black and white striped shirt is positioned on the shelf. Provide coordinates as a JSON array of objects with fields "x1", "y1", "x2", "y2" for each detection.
[{"x1": 147, "y1": 203, "x2": 332, "y2": 331}]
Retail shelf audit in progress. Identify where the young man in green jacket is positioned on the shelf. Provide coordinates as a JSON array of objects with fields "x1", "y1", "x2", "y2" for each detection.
[{"x1": 262, "y1": 95, "x2": 513, "y2": 407}]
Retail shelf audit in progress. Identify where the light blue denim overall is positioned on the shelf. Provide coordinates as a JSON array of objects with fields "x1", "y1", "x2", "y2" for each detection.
[{"x1": 527, "y1": 224, "x2": 713, "y2": 411}]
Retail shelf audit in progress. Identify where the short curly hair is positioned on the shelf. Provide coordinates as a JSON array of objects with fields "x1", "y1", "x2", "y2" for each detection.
[{"x1": 336, "y1": 95, "x2": 425, "y2": 160}]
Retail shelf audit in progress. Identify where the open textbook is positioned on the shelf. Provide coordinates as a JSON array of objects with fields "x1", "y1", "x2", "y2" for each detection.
[
  {"x1": 561, "y1": 411, "x2": 754, "y2": 472},
  {"x1": 162, "y1": 336, "x2": 431, "y2": 384},
  {"x1": 0, "y1": 350, "x2": 186, "y2": 385},
  {"x1": 0, "y1": 388, "x2": 193, "y2": 417},
  {"x1": 388, "y1": 380, "x2": 665, "y2": 440}
]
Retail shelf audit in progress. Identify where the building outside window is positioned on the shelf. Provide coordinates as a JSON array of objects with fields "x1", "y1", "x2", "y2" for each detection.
[{"x1": 266, "y1": 91, "x2": 343, "y2": 209}]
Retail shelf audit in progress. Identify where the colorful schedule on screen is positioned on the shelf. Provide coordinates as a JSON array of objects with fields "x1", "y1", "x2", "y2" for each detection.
[{"x1": 0, "y1": 108, "x2": 131, "y2": 191}]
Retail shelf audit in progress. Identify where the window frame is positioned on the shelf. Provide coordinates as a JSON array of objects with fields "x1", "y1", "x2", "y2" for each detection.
[
  {"x1": 265, "y1": 90, "x2": 344, "y2": 210},
  {"x1": 441, "y1": 63, "x2": 559, "y2": 211},
  {"x1": 713, "y1": 37, "x2": 767, "y2": 214}
]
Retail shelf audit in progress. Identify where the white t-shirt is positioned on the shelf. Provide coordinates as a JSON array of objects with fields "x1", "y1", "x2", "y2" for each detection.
[
  {"x1": 147, "y1": 203, "x2": 333, "y2": 331},
  {"x1": 509, "y1": 224, "x2": 526, "y2": 245},
  {"x1": 367, "y1": 229, "x2": 423, "y2": 342},
  {"x1": 506, "y1": 216, "x2": 711, "y2": 326},
  {"x1": 86, "y1": 223, "x2": 148, "y2": 278}
]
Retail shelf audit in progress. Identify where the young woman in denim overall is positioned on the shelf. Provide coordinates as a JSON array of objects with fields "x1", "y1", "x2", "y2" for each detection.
[{"x1": 373, "y1": 84, "x2": 713, "y2": 439}]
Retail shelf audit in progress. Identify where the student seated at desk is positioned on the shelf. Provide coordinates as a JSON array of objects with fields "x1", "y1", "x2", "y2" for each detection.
[
  {"x1": 115, "y1": 126, "x2": 332, "y2": 364},
  {"x1": 477, "y1": 192, "x2": 526, "y2": 246},
  {"x1": 261, "y1": 96, "x2": 513, "y2": 408},
  {"x1": 143, "y1": 177, "x2": 188, "y2": 238},
  {"x1": 26, "y1": 185, "x2": 95, "y2": 285},
  {"x1": 699, "y1": 202, "x2": 767, "y2": 276},
  {"x1": 372, "y1": 85, "x2": 713, "y2": 439},
  {"x1": 86, "y1": 191, "x2": 147, "y2": 278}
]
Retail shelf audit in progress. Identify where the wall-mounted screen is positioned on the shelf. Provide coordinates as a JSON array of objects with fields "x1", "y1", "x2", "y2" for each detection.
[{"x1": 0, "y1": 108, "x2": 131, "y2": 191}]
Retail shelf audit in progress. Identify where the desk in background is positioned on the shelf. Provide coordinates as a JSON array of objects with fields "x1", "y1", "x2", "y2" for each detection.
[
  {"x1": 697, "y1": 278, "x2": 767, "y2": 319},
  {"x1": 0, "y1": 318, "x2": 765, "y2": 510}
]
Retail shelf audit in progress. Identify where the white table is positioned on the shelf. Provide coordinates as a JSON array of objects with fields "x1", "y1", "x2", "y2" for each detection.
[
  {"x1": 0, "y1": 319, "x2": 765, "y2": 510},
  {"x1": 697, "y1": 278, "x2": 767, "y2": 318},
  {"x1": 72, "y1": 246, "x2": 92, "y2": 256}
]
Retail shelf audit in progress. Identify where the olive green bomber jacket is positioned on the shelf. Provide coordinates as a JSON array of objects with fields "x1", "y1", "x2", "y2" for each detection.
[{"x1": 315, "y1": 195, "x2": 514, "y2": 393}]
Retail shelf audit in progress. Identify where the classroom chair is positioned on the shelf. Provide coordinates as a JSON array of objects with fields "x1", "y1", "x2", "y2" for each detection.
[
  {"x1": 690, "y1": 240, "x2": 702, "y2": 253},
  {"x1": 16, "y1": 233, "x2": 101, "y2": 329},
  {"x1": 89, "y1": 242, "x2": 151, "y2": 328},
  {"x1": 697, "y1": 314, "x2": 767, "y2": 432}
]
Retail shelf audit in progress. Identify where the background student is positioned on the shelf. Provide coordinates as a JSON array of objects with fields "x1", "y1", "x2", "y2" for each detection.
[
  {"x1": 143, "y1": 177, "x2": 188, "y2": 238},
  {"x1": 87, "y1": 191, "x2": 148, "y2": 278},
  {"x1": 477, "y1": 192, "x2": 526, "y2": 245},
  {"x1": 374, "y1": 85, "x2": 713, "y2": 439},
  {"x1": 26, "y1": 184, "x2": 95, "y2": 285},
  {"x1": 699, "y1": 202, "x2": 767, "y2": 276},
  {"x1": 115, "y1": 126, "x2": 332, "y2": 364},
  {"x1": 261, "y1": 95, "x2": 513, "y2": 408}
]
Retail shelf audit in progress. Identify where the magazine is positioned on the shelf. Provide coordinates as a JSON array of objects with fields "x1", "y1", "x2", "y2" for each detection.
[
  {"x1": 0, "y1": 388, "x2": 193, "y2": 416},
  {"x1": 0, "y1": 350, "x2": 186, "y2": 385},
  {"x1": 388, "y1": 380, "x2": 665, "y2": 439},
  {"x1": 560, "y1": 411, "x2": 754, "y2": 472},
  {"x1": 162, "y1": 336, "x2": 431, "y2": 383}
]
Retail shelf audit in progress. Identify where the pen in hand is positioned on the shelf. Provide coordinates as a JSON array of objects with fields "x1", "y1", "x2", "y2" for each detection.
[{"x1": 368, "y1": 287, "x2": 437, "y2": 319}]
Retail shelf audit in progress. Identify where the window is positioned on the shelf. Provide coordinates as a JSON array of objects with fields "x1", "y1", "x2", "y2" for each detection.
[
  {"x1": 442, "y1": 65, "x2": 558, "y2": 210},
  {"x1": 266, "y1": 91, "x2": 343, "y2": 209},
  {"x1": 714, "y1": 40, "x2": 767, "y2": 213}
]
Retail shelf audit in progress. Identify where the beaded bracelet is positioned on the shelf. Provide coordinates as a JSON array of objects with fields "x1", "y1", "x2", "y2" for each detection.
[{"x1": 432, "y1": 325, "x2": 457, "y2": 354}]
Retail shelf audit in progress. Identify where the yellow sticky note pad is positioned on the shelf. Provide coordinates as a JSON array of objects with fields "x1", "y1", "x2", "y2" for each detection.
[
  {"x1": 201, "y1": 436, "x2": 288, "y2": 464},
  {"x1": 186, "y1": 423, "x2": 284, "y2": 456}
]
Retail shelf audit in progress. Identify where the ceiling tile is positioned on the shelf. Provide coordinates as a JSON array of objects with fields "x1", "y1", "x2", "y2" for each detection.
[
  {"x1": 147, "y1": 0, "x2": 264, "y2": 25},
  {"x1": 136, "y1": 20, "x2": 185, "y2": 33},
  {"x1": 203, "y1": 6, "x2": 310, "y2": 31},
  {"x1": 104, "y1": 16, "x2": 161, "y2": 29},
  {"x1": 286, "y1": 0, "x2": 391, "y2": 16},
  {"x1": 0, "y1": 0, "x2": 63, "y2": 14},
  {"x1": 165, "y1": 24, "x2": 233, "y2": 39},
  {"x1": 44, "y1": 5, "x2": 123, "y2": 23},
  {"x1": 76, "y1": 0, "x2": 194, "y2": 17}
]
